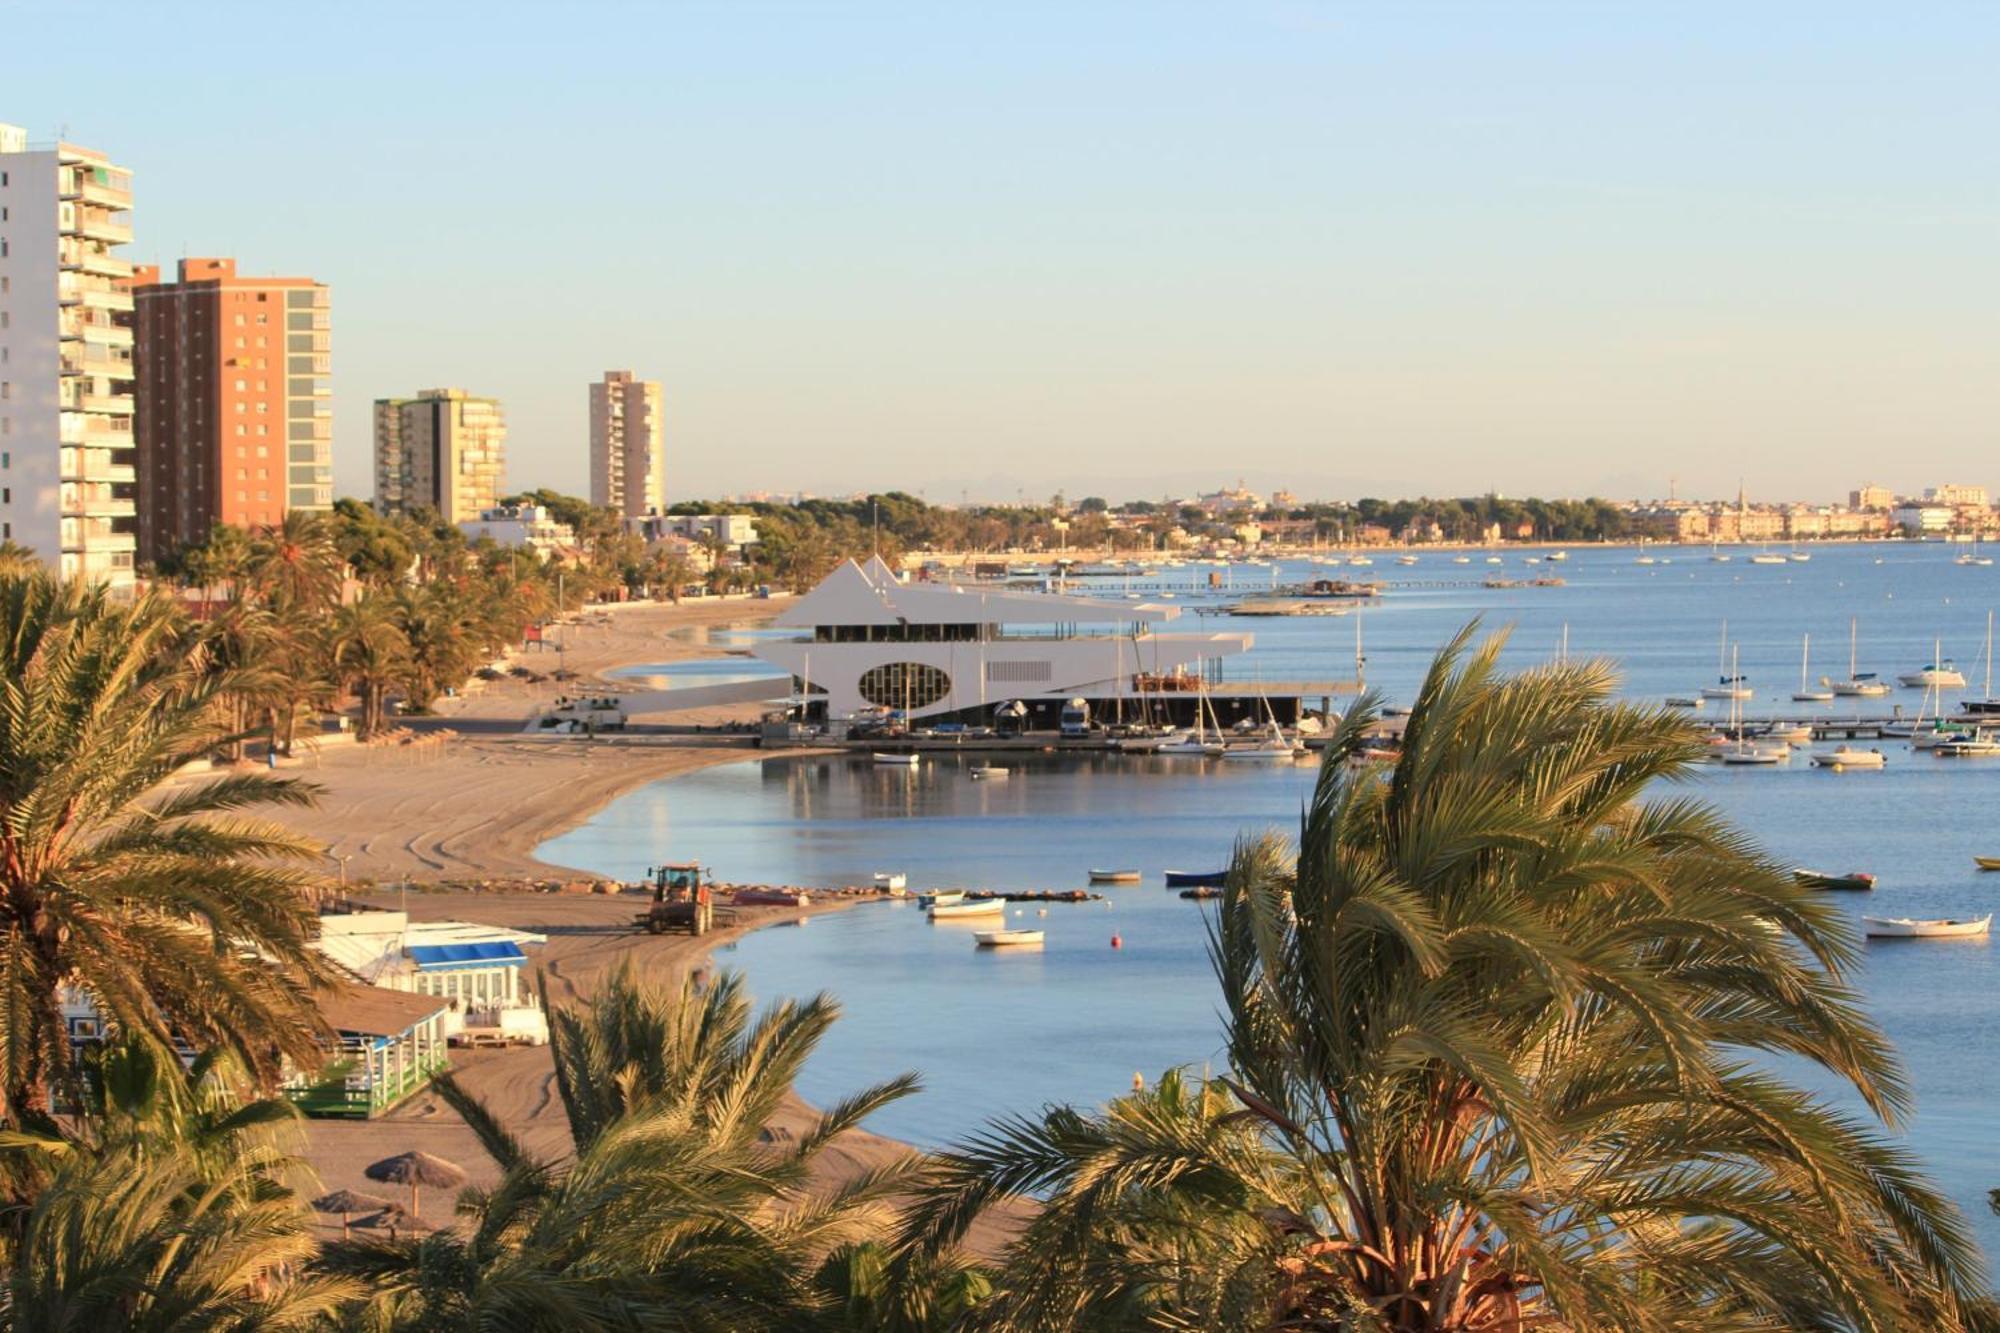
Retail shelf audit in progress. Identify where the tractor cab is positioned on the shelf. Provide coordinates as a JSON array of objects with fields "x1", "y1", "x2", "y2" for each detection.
[{"x1": 635, "y1": 863, "x2": 714, "y2": 935}]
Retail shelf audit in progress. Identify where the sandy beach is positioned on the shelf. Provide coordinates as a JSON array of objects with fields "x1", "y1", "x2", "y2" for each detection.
[{"x1": 274, "y1": 595, "x2": 794, "y2": 886}]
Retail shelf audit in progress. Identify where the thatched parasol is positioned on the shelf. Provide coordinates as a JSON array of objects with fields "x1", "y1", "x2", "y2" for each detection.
[
  {"x1": 358, "y1": 1201, "x2": 433, "y2": 1237},
  {"x1": 311, "y1": 1188, "x2": 393, "y2": 1236},
  {"x1": 364, "y1": 1150, "x2": 466, "y2": 1218}
]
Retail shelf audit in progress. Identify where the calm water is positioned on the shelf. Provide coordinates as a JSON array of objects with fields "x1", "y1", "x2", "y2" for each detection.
[{"x1": 540, "y1": 544, "x2": 2000, "y2": 1257}]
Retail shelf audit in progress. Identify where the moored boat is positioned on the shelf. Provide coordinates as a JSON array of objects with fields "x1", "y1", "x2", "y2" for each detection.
[
  {"x1": 930, "y1": 897, "x2": 1005, "y2": 919},
  {"x1": 1088, "y1": 869, "x2": 1142, "y2": 884},
  {"x1": 1812, "y1": 746, "x2": 1886, "y2": 769},
  {"x1": 969, "y1": 765, "x2": 1010, "y2": 780},
  {"x1": 1178, "y1": 887, "x2": 1222, "y2": 900},
  {"x1": 1163, "y1": 869, "x2": 1227, "y2": 888},
  {"x1": 1898, "y1": 661, "x2": 1967, "y2": 690},
  {"x1": 918, "y1": 889, "x2": 965, "y2": 907},
  {"x1": 974, "y1": 928, "x2": 1045, "y2": 947},
  {"x1": 1792, "y1": 869, "x2": 1876, "y2": 891},
  {"x1": 1975, "y1": 857, "x2": 2000, "y2": 872},
  {"x1": 1864, "y1": 915, "x2": 1992, "y2": 939},
  {"x1": 1935, "y1": 736, "x2": 2000, "y2": 758},
  {"x1": 872, "y1": 752, "x2": 920, "y2": 766}
]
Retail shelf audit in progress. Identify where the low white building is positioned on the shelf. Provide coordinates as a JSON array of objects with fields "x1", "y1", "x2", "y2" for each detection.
[
  {"x1": 753, "y1": 556, "x2": 1251, "y2": 724},
  {"x1": 313, "y1": 909, "x2": 550, "y2": 1046},
  {"x1": 1893, "y1": 505, "x2": 1954, "y2": 535},
  {"x1": 628, "y1": 512, "x2": 759, "y2": 550},
  {"x1": 459, "y1": 503, "x2": 578, "y2": 554}
]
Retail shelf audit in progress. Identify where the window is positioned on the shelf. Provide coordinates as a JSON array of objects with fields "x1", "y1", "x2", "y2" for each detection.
[{"x1": 857, "y1": 662, "x2": 953, "y2": 710}]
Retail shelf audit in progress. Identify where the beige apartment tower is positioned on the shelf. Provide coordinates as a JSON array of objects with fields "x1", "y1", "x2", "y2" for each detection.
[
  {"x1": 0, "y1": 122, "x2": 138, "y2": 590},
  {"x1": 373, "y1": 387, "x2": 505, "y2": 523},
  {"x1": 588, "y1": 369, "x2": 663, "y2": 518}
]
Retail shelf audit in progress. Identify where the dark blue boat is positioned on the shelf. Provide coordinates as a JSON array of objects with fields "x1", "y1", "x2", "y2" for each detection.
[{"x1": 1163, "y1": 869, "x2": 1227, "y2": 888}]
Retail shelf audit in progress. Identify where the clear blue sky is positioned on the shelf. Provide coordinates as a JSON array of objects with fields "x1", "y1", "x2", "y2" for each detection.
[{"x1": 6, "y1": 2, "x2": 1997, "y2": 505}]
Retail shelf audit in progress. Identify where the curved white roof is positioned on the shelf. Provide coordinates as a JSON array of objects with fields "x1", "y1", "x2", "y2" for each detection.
[{"x1": 774, "y1": 558, "x2": 1178, "y2": 628}]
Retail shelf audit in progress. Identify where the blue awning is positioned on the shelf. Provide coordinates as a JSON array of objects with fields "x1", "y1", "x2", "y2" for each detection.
[{"x1": 405, "y1": 941, "x2": 527, "y2": 971}]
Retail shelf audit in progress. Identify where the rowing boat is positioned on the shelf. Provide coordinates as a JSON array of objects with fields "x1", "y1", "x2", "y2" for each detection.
[
  {"x1": 1975, "y1": 857, "x2": 2000, "y2": 872},
  {"x1": 1792, "y1": 869, "x2": 1876, "y2": 892},
  {"x1": 974, "y1": 929, "x2": 1044, "y2": 947},
  {"x1": 1088, "y1": 869, "x2": 1142, "y2": 884},
  {"x1": 1864, "y1": 915, "x2": 1992, "y2": 939},
  {"x1": 1163, "y1": 869, "x2": 1227, "y2": 888},
  {"x1": 929, "y1": 898, "x2": 1005, "y2": 920}
]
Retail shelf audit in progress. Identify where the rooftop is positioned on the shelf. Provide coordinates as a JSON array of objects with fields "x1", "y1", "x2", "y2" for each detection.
[{"x1": 776, "y1": 557, "x2": 1179, "y2": 630}]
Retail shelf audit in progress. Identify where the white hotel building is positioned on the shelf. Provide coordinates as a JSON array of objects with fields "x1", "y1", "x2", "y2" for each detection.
[
  {"x1": 0, "y1": 123, "x2": 139, "y2": 590},
  {"x1": 753, "y1": 557, "x2": 1263, "y2": 728}
]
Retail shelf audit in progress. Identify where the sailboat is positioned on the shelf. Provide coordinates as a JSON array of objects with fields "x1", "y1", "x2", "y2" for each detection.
[
  {"x1": 1157, "y1": 678, "x2": 1225, "y2": 757},
  {"x1": 1749, "y1": 547, "x2": 1788, "y2": 565},
  {"x1": 1792, "y1": 634, "x2": 1833, "y2": 702},
  {"x1": 1955, "y1": 536, "x2": 1993, "y2": 567},
  {"x1": 1961, "y1": 611, "x2": 2000, "y2": 717},
  {"x1": 1222, "y1": 689, "x2": 1304, "y2": 762},
  {"x1": 1700, "y1": 622, "x2": 1753, "y2": 699},
  {"x1": 1828, "y1": 617, "x2": 1892, "y2": 697},
  {"x1": 1721, "y1": 648, "x2": 1788, "y2": 764},
  {"x1": 1709, "y1": 537, "x2": 1731, "y2": 563}
]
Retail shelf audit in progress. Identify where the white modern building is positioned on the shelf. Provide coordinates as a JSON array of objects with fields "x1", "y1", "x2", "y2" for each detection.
[
  {"x1": 753, "y1": 556, "x2": 1253, "y2": 725},
  {"x1": 629, "y1": 512, "x2": 758, "y2": 550},
  {"x1": 458, "y1": 502, "x2": 578, "y2": 554},
  {"x1": 0, "y1": 123, "x2": 138, "y2": 590}
]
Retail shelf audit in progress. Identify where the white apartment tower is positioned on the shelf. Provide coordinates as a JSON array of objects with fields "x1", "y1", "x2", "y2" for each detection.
[
  {"x1": 588, "y1": 369, "x2": 664, "y2": 518},
  {"x1": 373, "y1": 387, "x2": 506, "y2": 524},
  {"x1": 0, "y1": 123, "x2": 138, "y2": 590}
]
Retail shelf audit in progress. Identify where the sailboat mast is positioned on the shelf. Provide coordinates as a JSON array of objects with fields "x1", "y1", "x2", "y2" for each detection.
[{"x1": 1800, "y1": 633, "x2": 1809, "y2": 692}]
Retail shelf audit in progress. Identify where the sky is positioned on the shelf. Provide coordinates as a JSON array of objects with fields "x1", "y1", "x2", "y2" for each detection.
[{"x1": 5, "y1": 2, "x2": 1998, "y2": 505}]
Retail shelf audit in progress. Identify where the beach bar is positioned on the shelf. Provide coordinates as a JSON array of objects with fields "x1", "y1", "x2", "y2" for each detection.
[{"x1": 284, "y1": 983, "x2": 450, "y2": 1119}]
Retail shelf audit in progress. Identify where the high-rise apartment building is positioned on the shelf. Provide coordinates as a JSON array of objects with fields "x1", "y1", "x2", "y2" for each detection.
[
  {"x1": 0, "y1": 122, "x2": 138, "y2": 590},
  {"x1": 130, "y1": 258, "x2": 330, "y2": 563},
  {"x1": 373, "y1": 388, "x2": 505, "y2": 523},
  {"x1": 588, "y1": 369, "x2": 663, "y2": 518}
]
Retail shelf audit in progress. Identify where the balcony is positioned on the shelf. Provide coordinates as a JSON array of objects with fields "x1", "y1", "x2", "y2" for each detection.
[
  {"x1": 74, "y1": 213, "x2": 134, "y2": 245},
  {"x1": 60, "y1": 346, "x2": 135, "y2": 377},
  {"x1": 78, "y1": 393, "x2": 135, "y2": 415},
  {"x1": 59, "y1": 244, "x2": 132, "y2": 279}
]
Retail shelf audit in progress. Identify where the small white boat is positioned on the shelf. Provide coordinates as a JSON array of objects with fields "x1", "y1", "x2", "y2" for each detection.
[
  {"x1": 930, "y1": 897, "x2": 1005, "y2": 919},
  {"x1": 1088, "y1": 869, "x2": 1142, "y2": 884},
  {"x1": 1935, "y1": 737, "x2": 2000, "y2": 758},
  {"x1": 1764, "y1": 724, "x2": 1812, "y2": 744},
  {"x1": 873, "y1": 872, "x2": 907, "y2": 891},
  {"x1": 1547, "y1": 550, "x2": 1568, "y2": 561},
  {"x1": 969, "y1": 765, "x2": 1010, "y2": 780},
  {"x1": 974, "y1": 928, "x2": 1045, "y2": 947},
  {"x1": 1452, "y1": 555, "x2": 1471, "y2": 564},
  {"x1": 1812, "y1": 746, "x2": 1886, "y2": 769},
  {"x1": 1486, "y1": 556, "x2": 1503, "y2": 565},
  {"x1": 1864, "y1": 915, "x2": 1991, "y2": 939},
  {"x1": 1396, "y1": 555, "x2": 1419, "y2": 566},
  {"x1": 1701, "y1": 677, "x2": 1754, "y2": 701},
  {"x1": 1221, "y1": 742, "x2": 1302, "y2": 762},
  {"x1": 1635, "y1": 556, "x2": 1656, "y2": 566},
  {"x1": 1720, "y1": 745, "x2": 1788, "y2": 766},
  {"x1": 918, "y1": 889, "x2": 964, "y2": 907},
  {"x1": 1664, "y1": 695, "x2": 1703, "y2": 708},
  {"x1": 1897, "y1": 662, "x2": 1966, "y2": 689},
  {"x1": 1749, "y1": 551, "x2": 1788, "y2": 565},
  {"x1": 873, "y1": 752, "x2": 921, "y2": 766}
]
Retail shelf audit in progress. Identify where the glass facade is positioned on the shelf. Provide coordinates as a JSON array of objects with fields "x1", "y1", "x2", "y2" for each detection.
[{"x1": 857, "y1": 661, "x2": 952, "y2": 709}]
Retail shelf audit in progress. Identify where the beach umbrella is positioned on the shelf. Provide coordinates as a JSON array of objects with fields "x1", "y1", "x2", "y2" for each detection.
[
  {"x1": 359, "y1": 1201, "x2": 433, "y2": 1239},
  {"x1": 311, "y1": 1188, "x2": 392, "y2": 1236},
  {"x1": 363, "y1": 1150, "x2": 466, "y2": 1218}
]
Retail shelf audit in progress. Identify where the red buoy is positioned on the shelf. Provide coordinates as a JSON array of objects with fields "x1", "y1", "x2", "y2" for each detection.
[{"x1": 1111, "y1": 934, "x2": 1123, "y2": 949}]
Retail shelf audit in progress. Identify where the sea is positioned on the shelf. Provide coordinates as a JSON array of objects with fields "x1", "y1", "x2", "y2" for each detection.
[{"x1": 538, "y1": 544, "x2": 2000, "y2": 1259}]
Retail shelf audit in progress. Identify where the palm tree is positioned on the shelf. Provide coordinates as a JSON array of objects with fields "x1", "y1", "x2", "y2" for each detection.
[
  {"x1": 0, "y1": 1041, "x2": 354, "y2": 1329},
  {"x1": 322, "y1": 964, "x2": 931, "y2": 1329},
  {"x1": 249, "y1": 510, "x2": 346, "y2": 611},
  {"x1": 0, "y1": 571, "x2": 336, "y2": 1125},
  {"x1": 908, "y1": 627, "x2": 1994, "y2": 1330},
  {"x1": 329, "y1": 594, "x2": 410, "y2": 739}
]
